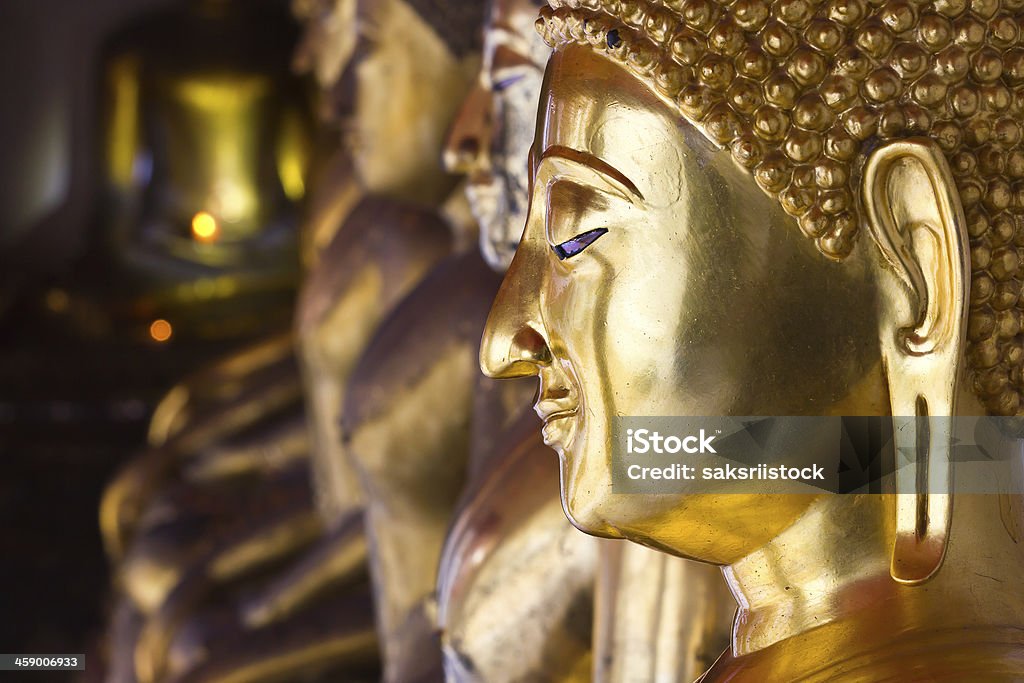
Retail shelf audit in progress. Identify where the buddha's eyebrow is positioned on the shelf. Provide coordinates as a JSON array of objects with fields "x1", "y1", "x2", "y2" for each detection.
[{"x1": 539, "y1": 145, "x2": 644, "y2": 201}]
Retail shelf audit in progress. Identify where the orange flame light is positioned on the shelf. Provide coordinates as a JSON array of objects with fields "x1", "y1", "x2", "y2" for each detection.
[
  {"x1": 191, "y1": 211, "x2": 219, "y2": 243},
  {"x1": 149, "y1": 319, "x2": 173, "y2": 343}
]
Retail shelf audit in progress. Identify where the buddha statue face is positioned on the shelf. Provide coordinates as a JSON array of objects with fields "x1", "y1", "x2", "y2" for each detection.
[
  {"x1": 347, "y1": 0, "x2": 482, "y2": 204},
  {"x1": 292, "y1": 0, "x2": 485, "y2": 214},
  {"x1": 483, "y1": 45, "x2": 882, "y2": 562},
  {"x1": 479, "y1": 0, "x2": 1017, "y2": 568},
  {"x1": 292, "y1": 0, "x2": 358, "y2": 98},
  {"x1": 443, "y1": 0, "x2": 550, "y2": 270}
]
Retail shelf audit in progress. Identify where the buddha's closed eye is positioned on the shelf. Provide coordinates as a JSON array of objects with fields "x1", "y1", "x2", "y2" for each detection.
[
  {"x1": 553, "y1": 228, "x2": 608, "y2": 260},
  {"x1": 493, "y1": 74, "x2": 525, "y2": 92}
]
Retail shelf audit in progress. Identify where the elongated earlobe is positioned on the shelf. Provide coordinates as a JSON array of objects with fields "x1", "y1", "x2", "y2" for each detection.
[{"x1": 861, "y1": 139, "x2": 970, "y2": 585}]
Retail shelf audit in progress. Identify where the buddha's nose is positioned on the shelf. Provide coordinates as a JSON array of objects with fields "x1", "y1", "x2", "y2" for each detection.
[
  {"x1": 480, "y1": 251, "x2": 551, "y2": 378},
  {"x1": 443, "y1": 80, "x2": 492, "y2": 174}
]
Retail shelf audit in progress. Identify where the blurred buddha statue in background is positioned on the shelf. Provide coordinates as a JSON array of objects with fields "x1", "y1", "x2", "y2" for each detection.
[
  {"x1": 338, "y1": 246, "x2": 516, "y2": 682},
  {"x1": 481, "y1": 0, "x2": 1024, "y2": 679},
  {"x1": 265, "y1": 0, "x2": 495, "y2": 677},
  {"x1": 437, "y1": 416, "x2": 597, "y2": 683},
  {"x1": 101, "y1": 329, "x2": 378, "y2": 683},
  {"x1": 100, "y1": 0, "x2": 488, "y2": 679},
  {"x1": 95, "y1": 13, "x2": 326, "y2": 679},
  {"x1": 442, "y1": 0, "x2": 552, "y2": 272},
  {"x1": 97, "y1": 0, "x2": 352, "y2": 581},
  {"x1": 593, "y1": 541, "x2": 734, "y2": 682},
  {"x1": 69, "y1": 0, "x2": 314, "y2": 342},
  {"x1": 436, "y1": 1, "x2": 733, "y2": 680},
  {"x1": 295, "y1": 0, "x2": 484, "y2": 525},
  {"x1": 289, "y1": 0, "x2": 514, "y2": 677}
]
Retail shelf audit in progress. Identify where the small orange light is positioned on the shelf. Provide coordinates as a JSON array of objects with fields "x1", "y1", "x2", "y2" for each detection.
[
  {"x1": 191, "y1": 211, "x2": 219, "y2": 243},
  {"x1": 45, "y1": 289, "x2": 70, "y2": 313},
  {"x1": 149, "y1": 319, "x2": 173, "y2": 342}
]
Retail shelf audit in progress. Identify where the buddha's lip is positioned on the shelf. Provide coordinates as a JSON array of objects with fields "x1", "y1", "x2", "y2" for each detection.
[
  {"x1": 539, "y1": 407, "x2": 577, "y2": 451},
  {"x1": 536, "y1": 404, "x2": 578, "y2": 424}
]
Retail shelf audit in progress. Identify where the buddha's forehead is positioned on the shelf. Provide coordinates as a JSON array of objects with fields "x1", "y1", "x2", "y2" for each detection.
[
  {"x1": 539, "y1": 45, "x2": 738, "y2": 206},
  {"x1": 486, "y1": 0, "x2": 549, "y2": 74},
  {"x1": 491, "y1": 0, "x2": 541, "y2": 28}
]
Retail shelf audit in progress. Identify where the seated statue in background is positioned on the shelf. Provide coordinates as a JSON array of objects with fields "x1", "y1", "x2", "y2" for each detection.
[
  {"x1": 329, "y1": 2, "x2": 568, "y2": 681},
  {"x1": 341, "y1": 246, "x2": 518, "y2": 682},
  {"x1": 481, "y1": 0, "x2": 1024, "y2": 679},
  {"x1": 99, "y1": 0, "x2": 484, "y2": 679},
  {"x1": 295, "y1": 0, "x2": 483, "y2": 525},
  {"x1": 437, "y1": 415, "x2": 597, "y2": 683}
]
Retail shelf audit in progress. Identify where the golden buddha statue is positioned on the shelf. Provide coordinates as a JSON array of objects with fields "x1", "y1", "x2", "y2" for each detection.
[
  {"x1": 481, "y1": 0, "x2": 1024, "y2": 679},
  {"x1": 443, "y1": 0, "x2": 553, "y2": 271},
  {"x1": 99, "y1": 0, "x2": 365, "y2": 574},
  {"x1": 324, "y1": 2, "x2": 606, "y2": 680},
  {"x1": 344, "y1": 248, "x2": 523, "y2": 682},
  {"x1": 436, "y1": 410, "x2": 598, "y2": 683},
  {"x1": 295, "y1": 0, "x2": 484, "y2": 523},
  {"x1": 97, "y1": 8, "x2": 330, "y2": 674}
]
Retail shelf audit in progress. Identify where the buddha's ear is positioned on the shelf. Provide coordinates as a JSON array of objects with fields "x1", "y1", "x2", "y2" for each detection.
[{"x1": 860, "y1": 138, "x2": 970, "y2": 584}]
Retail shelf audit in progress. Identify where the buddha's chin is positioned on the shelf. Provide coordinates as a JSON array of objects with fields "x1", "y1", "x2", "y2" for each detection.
[
  {"x1": 540, "y1": 412, "x2": 577, "y2": 453},
  {"x1": 560, "y1": 486, "x2": 620, "y2": 539}
]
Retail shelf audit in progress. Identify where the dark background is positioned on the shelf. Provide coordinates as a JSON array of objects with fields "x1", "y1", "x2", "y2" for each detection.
[
  {"x1": 0, "y1": 0, "x2": 279, "y2": 666},
  {"x1": 1, "y1": 0, "x2": 172, "y2": 273}
]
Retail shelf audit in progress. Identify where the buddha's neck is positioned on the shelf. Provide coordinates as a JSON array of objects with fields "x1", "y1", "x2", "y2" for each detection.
[{"x1": 722, "y1": 491, "x2": 1024, "y2": 662}]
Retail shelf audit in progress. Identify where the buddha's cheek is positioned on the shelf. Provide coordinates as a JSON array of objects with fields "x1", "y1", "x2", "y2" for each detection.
[{"x1": 590, "y1": 246, "x2": 694, "y2": 416}]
